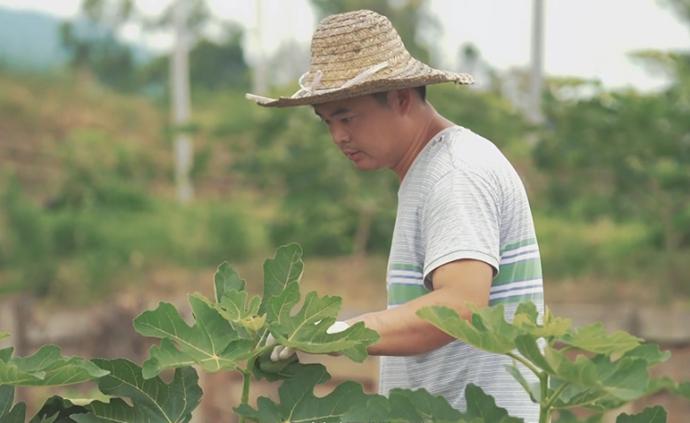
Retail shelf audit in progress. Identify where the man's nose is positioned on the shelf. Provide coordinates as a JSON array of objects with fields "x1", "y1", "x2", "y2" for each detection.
[{"x1": 329, "y1": 124, "x2": 350, "y2": 146}]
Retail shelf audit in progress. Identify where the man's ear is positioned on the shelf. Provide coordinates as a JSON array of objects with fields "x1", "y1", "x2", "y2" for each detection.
[{"x1": 390, "y1": 88, "x2": 414, "y2": 115}]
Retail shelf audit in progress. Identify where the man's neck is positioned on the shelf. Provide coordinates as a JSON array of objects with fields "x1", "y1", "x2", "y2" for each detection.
[{"x1": 392, "y1": 108, "x2": 454, "y2": 182}]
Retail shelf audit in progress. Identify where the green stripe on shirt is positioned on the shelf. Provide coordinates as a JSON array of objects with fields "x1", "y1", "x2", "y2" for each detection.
[
  {"x1": 490, "y1": 291, "x2": 544, "y2": 306},
  {"x1": 388, "y1": 283, "x2": 429, "y2": 305},
  {"x1": 500, "y1": 238, "x2": 537, "y2": 254},
  {"x1": 390, "y1": 262, "x2": 423, "y2": 272},
  {"x1": 493, "y1": 257, "x2": 542, "y2": 286}
]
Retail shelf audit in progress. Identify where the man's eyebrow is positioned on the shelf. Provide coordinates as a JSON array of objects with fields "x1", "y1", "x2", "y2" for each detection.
[{"x1": 314, "y1": 107, "x2": 352, "y2": 119}]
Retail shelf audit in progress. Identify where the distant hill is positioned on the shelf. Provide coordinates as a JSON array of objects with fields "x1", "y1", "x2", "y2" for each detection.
[
  {"x1": 0, "y1": 7, "x2": 68, "y2": 70},
  {"x1": 0, "y1": 68, "x2": 169, "y2": 201},
  {"x1": 0, "y1": 6, "x2": 151, "y2": 72}
]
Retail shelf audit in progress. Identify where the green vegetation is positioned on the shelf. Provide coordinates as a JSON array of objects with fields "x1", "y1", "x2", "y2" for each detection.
[
  {"x1": 419, "y1": 302, "x2": 689, "y2": 422},
  {"x1": 1, "y1": 245, "x2": 688, "y2": 421},
  {"x1": 1, "y1": 0, "x2": 689, "y2": 418},
  {"x1": 1, "y1": 0, "x2": 689, "y2": 304}
]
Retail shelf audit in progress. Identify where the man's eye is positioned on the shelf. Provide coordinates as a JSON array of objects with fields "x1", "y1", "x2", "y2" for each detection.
[{"x1": 341, "y1": 116, "x2": 354, "y2": 124}]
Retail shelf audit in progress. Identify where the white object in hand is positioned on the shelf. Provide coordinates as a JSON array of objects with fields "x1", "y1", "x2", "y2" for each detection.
[{"x1": 266, "y1": 320, "x2": 350, "y2": 362}]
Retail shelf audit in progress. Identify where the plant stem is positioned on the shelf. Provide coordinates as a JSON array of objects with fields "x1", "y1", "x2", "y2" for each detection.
[
  {"x1": 241, "y1": 364, "x2": 254, "y2": 405},
  {"x1": 239, "y1": 358, "x2": 256, "y2": 423},
  {"x1": 543, "y1": 382, "x2": 569, "y2": 410},
  {"x1": 539, "y1": 406, "x2": 550, "y2": 423},
  {"x1": 507, "y1": 352, "x2": 542, "y2": 379},
  {"x1": 539, "y1": 373, "x2": 550, "y2": 423},
  {"x1": 241, "y1": 370, "x2": 251, "y2": 405}
]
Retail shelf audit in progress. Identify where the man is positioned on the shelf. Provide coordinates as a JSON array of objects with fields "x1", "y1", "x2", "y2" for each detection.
[{"x1": 246, "y1": 9, "x2": 543, "y2": 421}]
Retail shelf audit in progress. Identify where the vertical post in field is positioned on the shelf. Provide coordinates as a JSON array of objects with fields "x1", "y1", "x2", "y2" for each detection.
[{"x1": 171, "y1": 0, "x2": 194, "y2": 203}]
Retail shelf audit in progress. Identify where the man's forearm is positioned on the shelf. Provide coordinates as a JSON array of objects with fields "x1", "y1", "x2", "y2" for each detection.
[{"x1": 346, "y1": 288, "x2": 473, "y2": 356}]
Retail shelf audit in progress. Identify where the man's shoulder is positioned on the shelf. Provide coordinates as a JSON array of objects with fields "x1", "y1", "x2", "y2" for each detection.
[
  {"x1": 444, "y1": 127, "x2": 508, "y2": 169},
  {"x1": 400, "y1": 126, "x2": 515, "y2": 196}
]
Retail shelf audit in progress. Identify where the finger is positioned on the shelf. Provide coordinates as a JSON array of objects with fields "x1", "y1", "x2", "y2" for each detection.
[
  {"x1": 327, "y1": 321, "x2": 350, "y2": 334},
  {"x1": 270, "y1": 346, "x2": 283, "y2": 362},
  {"x1": 278, "y1": 346, "x2": 295, "y2": 360},
  {"x1": 265, "y1": 334, "x2": 276, "y2": 348}
]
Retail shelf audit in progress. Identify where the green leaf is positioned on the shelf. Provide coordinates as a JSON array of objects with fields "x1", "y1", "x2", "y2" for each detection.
[
  {"x1": 645, "y1": 376, "x2": 676, "y2": 396},
  {"x1": 238, "y1": 363, "x2": 469, "y2": 423},
  {"x1": 543, "y1": 348, "x2": 600, "y2": 407},
  {"x1": 514, "y1": 334, "x2": 554, "y2": 373},
  {"x1": 512, "y1": 305, "x2": 571, "y2": 338},
  {"x1": 265, "y1": 280, "x2": 301, "y2": 323},
  {"x1": 0, "y1": 385, "x2": 13, "y2": 416},
  {"x1": 236, "y1": 363, "x2": 371, "y2": 423},
  {"x1": 30, "y1": 396, "x2": 88, "y2": 422},
  {"x1": 590, "y1": 355, "x2": 650, "y2": 401},
  {"x1": 0, "y1": 348, "x2": 12, "y2": 363},
  {"x1": 551, "y1": 354, "x2": 652, "y2": 409},
  {"x1": 621, "y1": 343, "x2": 670, "y2": 365},
  {"x1": 214, "y1": 261, "x2": 246, "y2": 302},
  {"x1": 0, "y1": 332, "x2": 8, "y2": 342},
  {"x1": 464, "y1": 384, "x2": 524, "y2": 422},
  {"x1": 505, "y1": 363, "x2": 541, "y2": 402},
  {"x1": 133, "y1": 295, "x2": 253, "y2": 378},
  {"x1": 544, "y1": 347, "x2": 599, "y2": 387},
  {"x1": 0, "y1": 385, "x2": 25, "y2": 422},
  {"x1": 194, "y1": 288, "x2": 265, "y2": 341},
  {"x1": 0, "y1": 345, "x2": 108, "y2": 386},
  {"x1": 1, "y1": 404, "x2": 25, "y2": 422},
  {"x1": 217, "y1": 290, "x2": 261, "y2": 322},
  {"x1": 214, "y1": 289, "x2": 264, "y2": 335},
  {"x1": 260, "y1": 243, "x2": 304, "y2": 313},
  {"x1": 555, "y1": 410, "x2": 603, "y2": 423},
  {"x1": 268, "y1": 286, "x2": 378, "y2": 362},
  {"x1": 543, "y1": 339, "x2": 665, "y2": 411},
  {"x1": 252, "y1": 352, "x2": 299, "y2": 382},
  {"x1": 0, "y1": 387, "x2": 68, "y2": 423},
  {"x1": 366, "y1": 384, "x2": 523, "y2": 423},
  {"x1": 340, "y1": 396, "x2": 392, "y2": 423},
  {"x1": 674, "y1": 381, "x2": 690, "y2": 400},
  {"x1": 560, "y1": 323, "x2": 641, "y2": 356},
  {"x1": 514, "y1": 302, "x2": 540, "y2": 323},
  {"x1": 417, "y1": 305, "x2": 518, "y2": 354},
  {"x1": 616, "y1": 406, "x2": 666, "y2": 423},
  {"x1": 73, "y1": 359, "x2": 202, "y2": 423},
  {"x1": 386, "y1": 388, "x2": 463, "y2": 422}
]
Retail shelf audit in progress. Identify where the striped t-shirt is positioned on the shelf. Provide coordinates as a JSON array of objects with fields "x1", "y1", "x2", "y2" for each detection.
[{"x1": 379, "y1": 125, "x2": 543, "y2": 422}]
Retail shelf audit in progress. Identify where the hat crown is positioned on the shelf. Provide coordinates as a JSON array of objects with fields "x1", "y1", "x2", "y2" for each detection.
[
  {"x1": 245, "y1": 9, "x2": 473, "y2": 107},
  {"x1": 305, "y1": 10, "x2": 411, "y2": 90}
]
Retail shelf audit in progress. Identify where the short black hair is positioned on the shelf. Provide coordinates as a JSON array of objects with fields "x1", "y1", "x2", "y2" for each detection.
[{"x1": 371, "y1": 86, "x2": 426, "y2": 106}]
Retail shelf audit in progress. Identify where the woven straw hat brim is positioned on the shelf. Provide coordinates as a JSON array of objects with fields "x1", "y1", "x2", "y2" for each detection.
[
  {"x1": 248, "y1": 65, "x2": 473, "y2": 108},
  {"x1": 245, "y1": 9, "x2": 474, "y2": 108}
]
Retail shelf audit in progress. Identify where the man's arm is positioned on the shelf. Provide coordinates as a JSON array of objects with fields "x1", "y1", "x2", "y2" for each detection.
[{"x1": 346, "y1": 259, "x2": 493, "y2": 356}]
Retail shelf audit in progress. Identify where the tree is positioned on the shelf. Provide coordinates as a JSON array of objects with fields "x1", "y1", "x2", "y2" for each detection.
[
  {"x1": 141, "y1": 24, "x2": 250, "y2": 93},
  {"x1": 59, "y1": 0, "x2": 139, "y2": 91},
  {"x1": 532, "y1": 0, "x2": 690, "y2": 298},
  {"x1": 534, "y1": 75, "x2": 690, "y2": 297},
  {"x1": 228, "y1": 106, "x2": 398, "y2": 256},
  {"x1": 0, "y1": 177, "x2": 58, "y2": 408},
  {"x1": 664, "y1": 0, "x2": 690, "y2": 23}
]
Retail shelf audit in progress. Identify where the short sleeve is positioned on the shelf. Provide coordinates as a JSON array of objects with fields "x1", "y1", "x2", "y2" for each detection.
[{"x1": 421, "y1": 167, "x2": 501, "y2": 289}]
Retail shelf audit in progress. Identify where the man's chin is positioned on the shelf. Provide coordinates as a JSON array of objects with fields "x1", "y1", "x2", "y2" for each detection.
[{"x1": 353, "y1": 160, "x2": 380, "y2": 171}]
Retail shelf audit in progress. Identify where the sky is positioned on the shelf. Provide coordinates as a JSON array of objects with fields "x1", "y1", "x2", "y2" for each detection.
[{"x1": 0, "y1": 0, "x2": 688, "y2": 91}]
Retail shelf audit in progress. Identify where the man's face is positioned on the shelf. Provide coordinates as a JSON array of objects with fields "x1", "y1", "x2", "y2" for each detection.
[{"x1": 313, "y1": 94, "x2": 401, "y2": 171}]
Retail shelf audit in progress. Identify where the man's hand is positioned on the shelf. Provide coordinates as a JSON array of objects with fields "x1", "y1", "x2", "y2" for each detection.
[{"x1": 265, "y1": 321, "x2": 350, "y2": 362}]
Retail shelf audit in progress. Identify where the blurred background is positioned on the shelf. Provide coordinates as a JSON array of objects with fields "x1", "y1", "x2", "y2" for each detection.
[{"x1": 0, "y1": 0, "x2": 689, "y2": 421}]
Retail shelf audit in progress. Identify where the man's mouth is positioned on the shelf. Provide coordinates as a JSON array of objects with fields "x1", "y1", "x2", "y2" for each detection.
[{"x1": 344, "y1": 150, "x2": 361, "y2": 160}]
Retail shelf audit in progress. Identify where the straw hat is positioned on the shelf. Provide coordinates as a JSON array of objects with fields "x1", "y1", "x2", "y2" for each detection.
[{"x1": 245, "y1": 9, "x2": 474, "y2": 108}]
